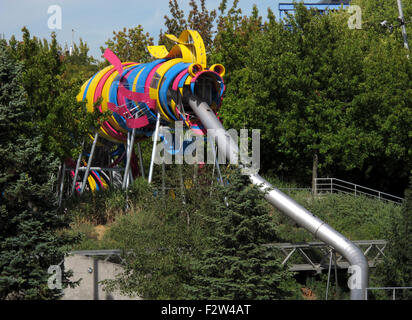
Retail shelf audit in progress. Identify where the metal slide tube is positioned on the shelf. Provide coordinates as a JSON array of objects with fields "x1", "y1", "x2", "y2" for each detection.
[{"x1": 188, "y1": 96, "x2": 368, "y2": 300}]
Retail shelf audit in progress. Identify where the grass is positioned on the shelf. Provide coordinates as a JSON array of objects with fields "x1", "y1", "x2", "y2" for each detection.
[
  {"x1": 66, "y1": 180, "x2": 400, "y2": 252},
  {"x1": 270, "y1": 190, "x2": 400, "y2": 243}
]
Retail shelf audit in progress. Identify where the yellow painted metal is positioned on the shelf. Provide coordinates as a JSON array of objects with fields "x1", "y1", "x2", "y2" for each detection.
[
  {"x1": 184, "y1": 75, "x2": 193, "y2": 86},
  {"x1": 132, "y1": 67, "x2": 145, "y2": 92},
  {"x1": 179, "y1": 30, "x2": 207, "y2": 68},
  {"x1": 88, "y1": 174, "x2": 96, "y2": 192},
  {"x1": 210, "y1": 64, "x2": 226, "y2": 77},
  {"x1": 85, "y1": 65, "x2": 113, "y2": 112},
  {"x1": 147, "y1": 45, "x2": 169, "y2": 59},
  {"x1": 147, "y1": 30, "x2": 206, "y2": 68},
  {"x1": 188, "y1": 63, "x2": 203, "y2": 76},
  {"x1": 165, "y1": 34, "x2": 182, "y2": 43},
  {"x1": 149, "y1": 58, "x2": 183, "y2": 121},
  {"x1": 84, "y1": 65, "x2": 123, "y2": 143}
]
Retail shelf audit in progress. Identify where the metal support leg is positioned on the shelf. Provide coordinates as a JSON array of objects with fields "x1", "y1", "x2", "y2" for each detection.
[
  {"x1": 58, "y1": 163, "x2": 66, "y2": 207},
  {"x1": 179, "y1": 164, "x2": 186, "y2": 204},
  {"x1": 162, "y1": 162, "x2": 166, "y2": 197},
  {"x1": 211, "y1": 143, "x2": 223, "y2": 186},
  {"x1": 326, "y1": 249, "x2": 333, "y2": 300},
  {"x1": 80, "y1": 134, "x2": 98, "y2": 194},
  {"x1": 148, "y1": 113, "x2": 161, "y2": 184},
  {"x1": 333, "y1": 250, "x2": 340, "y2": 297},
  {"x1": 108, "y1": 154, "x2": 113, "y2": 187},
  {"x1": 123, "y1": 129, "x2": 136, "y2": 190},
  {"x1": 128, "y1": 170, "x2": 134, "y2": 188},
  {"x1": 137, "y1": 142, "x2": 145, "y2": 179},
  {"x1": 71, "y1": 140, "x2": 84, "y2": 195}
]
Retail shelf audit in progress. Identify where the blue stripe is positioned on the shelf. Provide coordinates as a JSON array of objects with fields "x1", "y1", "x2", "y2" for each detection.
[
  {"x1": 133, "y1": 59, "x2": 165, "y2": 123},
  {"x1": 159, "y1": 63, "x2": 190, "y2": 121},
  {"x1": 178, "y1": 73, "x2": 190, "y2": 88},
  {"x1": 135, "y1": 59, "x2": 165, "y2": 93}
]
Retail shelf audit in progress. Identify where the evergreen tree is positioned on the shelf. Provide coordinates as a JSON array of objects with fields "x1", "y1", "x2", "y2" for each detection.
[
  {"x1": 0, "y1": 41, "x2": 77, "y2": 299},
  {"x1": 185, "y1": 169, "x2": 300, "y2": 299}
]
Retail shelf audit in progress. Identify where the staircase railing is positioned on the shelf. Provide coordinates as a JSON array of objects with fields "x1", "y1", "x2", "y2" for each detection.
[{"x1": 315, "y1": 178, "x2": 404, "y2": 205}]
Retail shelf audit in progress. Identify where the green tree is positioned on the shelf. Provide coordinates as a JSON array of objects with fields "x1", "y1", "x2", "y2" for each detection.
[
  {"x1": 217, "y1": 2, "x2": 411, "y2": 194},
  {"x1": 64, "y1": 38, "x2": 98, "y2": 80},
  {"x1": 375, "y1": 176, "x2": 412, "y2": 299},
  {"x1": 0, "y1": 41, "x2": 77, "y2": 299},
  {"x1": 100, "y1": 170, "x2": 210, "y2": 299},
  {"x1": 187, "y1": 0, "x2": 217, "y2": 51},
  {"x1": 211, "y1": 1, "x2": 262, "y2": 81},
  {"x1": 160, "y1": 0, "x2": 188, "y2": 47},
  {"x1": 101, "y1": 25, "x2": 154, "y2": 63},
  {"x1": 8, "y1": 28, "x2": 103, "y2": 160},
  {"x1": 185, "y1": 169, "x2": 300, "y2": 299},
  {"x1": 160, "y1": 0, "x2": 217, "y2": 52}
]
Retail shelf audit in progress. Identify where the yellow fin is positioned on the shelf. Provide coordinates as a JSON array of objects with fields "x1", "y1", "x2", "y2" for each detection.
[
  {"x1": 165, "y1": 34, "x2": 183, "y2": 44},
  {"x1": 147, "y1": 45, "x2": 170, "y2": 59}
]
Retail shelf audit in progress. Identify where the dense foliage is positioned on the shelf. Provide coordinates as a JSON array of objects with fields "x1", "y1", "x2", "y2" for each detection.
[
  {"x1": 213, "y1": 1, "x2": 412, "y2": 195},
  {"x1": 0, "y1": 41, "x2": 78, "y2": 299},
  {"x1": 185, "y1": 170, "x2": 299, "y2": 299},
  {"x1": 374, "y1": 177, "x2": 412, "y2": 300}
]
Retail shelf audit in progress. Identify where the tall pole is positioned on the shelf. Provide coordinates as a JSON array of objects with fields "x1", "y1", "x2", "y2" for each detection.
[
  {"x1": 71, "y1": 140, "x2": 84, "y2": 195},
  {"x1": 397, "y1": 0, "x2": 410, "y2": 51},
  {"x1": 80, "y1": 133, "x2": 99, "y2": 194},
  {"x1": 122, "y1": 129, "x2": 136, "y2": 190},
  {"x1": 137, "y1": 142, "x2": 145, "y2": 179},
  {"x1": 148, "y1": 113, "x2": 161, "y2": 183},
  {"x1": 58, "y1": 163, "x2": 66, "y2": 207}
]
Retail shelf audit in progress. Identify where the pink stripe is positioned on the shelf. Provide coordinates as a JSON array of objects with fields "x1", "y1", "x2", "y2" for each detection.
[
  {"x1": 190, "y1": 70, "x2": 221, "y2": 83},
  {"x1": 107, "y1": 102, "x2": 149, "y2": 129},
  {"x1": 104, "y1": 48, "x2": 123, "y2": 74},
  {"x1": 95, "y1": 62, "x2": 135, "y2": 113},
  {"x1": 118, "y1": 86, "x2": 152, "y2": 105},
  {"x1": 94, "y1": 65, "x2": 134, "y2": 142},
  {"x1": 108, "y1": 102, "x2": 130, "y2": 117},
  {"x1": 126, "y1": 116, "x2": 149, "y2": 128},
  {"x1": 91, "y1": 171, "x2": 105, "y2": 189},
  {"x1": 114, "y1": 67, "x2": 150, "y2": 128},
  {"x1": 172, "y1": 69, "x2": 188, "y2": 91}
]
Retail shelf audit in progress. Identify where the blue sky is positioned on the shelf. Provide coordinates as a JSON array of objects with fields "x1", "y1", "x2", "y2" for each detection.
[{"x1": 0, "y1": 0, "x2": 319, "y2": 60}]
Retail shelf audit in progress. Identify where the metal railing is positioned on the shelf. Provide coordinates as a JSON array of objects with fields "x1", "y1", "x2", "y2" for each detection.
[
  {"x1": 315, "y1": 178, "x2": 404, "y2": 205},
  {"x1": 365, "y1": 287, "x2": 412, "y2": 300}
]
